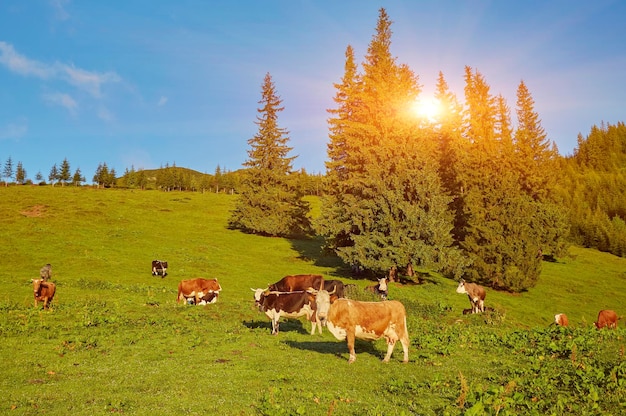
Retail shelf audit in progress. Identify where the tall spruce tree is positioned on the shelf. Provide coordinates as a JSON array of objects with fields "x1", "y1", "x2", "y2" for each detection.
[
  {"x1": 229, "y1": 73, "x2": 311, "y2": 238},
  {"x1": 318, "y1": 8, "x2": 463, "y2": 278}
]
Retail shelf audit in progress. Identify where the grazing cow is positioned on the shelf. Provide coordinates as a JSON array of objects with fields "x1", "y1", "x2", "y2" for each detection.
[
  {"x1": 151, "y1": 260, "x2": 168, "y2": 277},
  {"x1": 268, "y1": 274, "x2": 324, "y2": 292},
  {"x1": 252, "y1": 289, "x2": 321, "y2": 335},
  {"x1": 323, "y1": 279, "x2": 346, "y2": 299},
  {"x1": 40, "y1": 263, "x2": 52, "y2": 281},
  {"x1": 314, "y1": 288, "x2": 409, "y2": 364},
  {"x1": 594, "y1": 309, "x2": 619, "y2": 329},
  {"x1": 185, "y1": 291, "x2": 219, "y2": 305},
  {"x1": 365, "y1": 277, "x2": 388, "y2": 300},
  {"x1": 554, "y1": 313, "x2": 569, "y2": 327},
  {"x1": 456, "y1": 279, "x2": 486, "y2": 314},
  {"x1": 177, "y1": 278, "x2": 222, "y2": 304},
  {"x1": 33, "y1": 279, "x2": 56, "y2": 309}
]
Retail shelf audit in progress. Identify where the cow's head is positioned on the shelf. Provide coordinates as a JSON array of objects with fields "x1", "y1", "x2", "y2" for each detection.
[
  {"x1": 377, "y1": 277, "x2": 388, "y2": 292},
  {"x1": 456, "y1": 279, "x2": 467, "y2": 294},
  {"x1": 310, "y1": 287, "x2": 336, "y2": 326},
  {"x1": 251, "y1": 288, "x2": 268, "y2": 307},
  {"x1": 33, "y1": 279, "x2": 43, "y2": 296}
]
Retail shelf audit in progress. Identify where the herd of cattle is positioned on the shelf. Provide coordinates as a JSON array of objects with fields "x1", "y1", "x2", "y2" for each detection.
[{"x1": 29, "y1": 261, "x2": 621, "y2": 363}]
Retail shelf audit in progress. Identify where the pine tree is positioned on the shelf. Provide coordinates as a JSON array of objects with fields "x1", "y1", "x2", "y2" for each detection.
[
  {"x1": 514, "y1": 80, "x2": 556, "y2": 200},
  {"x1": 318, "y1": 8, "x2": 463, "y2": 277},
  {"x1": 49, "y1": 164, "x2": 59, "y2": 186},
  {"x1": 3, "y1": 156, "x2": 14, "y2": 186},
  {"x1": 15, "y1": 161, "x2": 26, "y2": 184},
  {"x1": 59, "y1": 158, "x2": 71, "y2": 186},
  {"x1": 229, "y1": 72, "x2": 311, "y2": 238},
  {"x1": 72, "y1": 168, "x2": 85, "y2": 186}
]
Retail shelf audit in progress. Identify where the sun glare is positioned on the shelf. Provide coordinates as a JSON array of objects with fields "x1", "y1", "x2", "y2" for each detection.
[{"x1": 412, "y1": 97, "x2": 441, "y2": 121}]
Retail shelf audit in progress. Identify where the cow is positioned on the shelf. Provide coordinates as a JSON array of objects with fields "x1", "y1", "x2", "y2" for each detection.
[
  {"x1": 33, "y1": 279, "x2": 56, "y2": 310},
  {"x1": 456, "y1": 279, "x2": 486, "y2": 314},
  {"x1": 185, "y1": 291, "x2": 219, "y2": 305},
  {"x1": 594, "y1": 309, "x2": 619, "y2": 329},
  {"x1": 553, "y1": 313, "x2": 569, "y2": 327},
  {"x1": 323, "y1": 279, "x2": 346, "y2": 299},
  {"x1": 313, "y1": 288, "x2": 409, "y2": 364},
  {"x1": 268, "y1": 274, "x2": 324, "y2": 292},
  {"x1": 152, "y1": 260, "x2": 168, "y2": 277},
  {"x1": 365, "y1": 277, "x2": 388, "y2": 300},
  {"x1": 252, "y1": 289, "x2": 321, "y2": 335},
  {"x1": 177, "y1": 278, "x2": 221, "y2": 304},
  {"x1": 40, "y1": 263, "x2": 52, "y2": 281}
]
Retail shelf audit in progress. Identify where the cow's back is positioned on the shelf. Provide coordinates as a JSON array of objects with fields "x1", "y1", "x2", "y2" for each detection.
[{"x1": 271, "y1": 274, "x2": 324, "y2": 292}]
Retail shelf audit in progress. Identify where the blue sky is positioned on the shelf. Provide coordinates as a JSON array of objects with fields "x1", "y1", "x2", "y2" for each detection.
[{"x1": 1, "y1": 1, "x2": 625, "y2": 182}]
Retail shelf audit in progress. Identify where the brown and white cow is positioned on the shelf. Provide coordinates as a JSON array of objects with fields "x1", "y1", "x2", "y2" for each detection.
[
  {"x1": 456, "y1": 279, "x2": 486, "y2": 314},
  {"x1": 594, "y1": 309, "x2": 619, "y2": 329},
  {"x1": 33, "y1": 279, "x2": 56, "y2": 309},
  {"x1": 313, "y1": 288, "x2": 409, "y2": 364},
  {"x1": 365, "y1": 277, "x2": 388, "y2": 300},
  {"x1": 554, "y1": 313, "x2": 569, "y2": 327},
  {"x1": 177, "y1": 278, "x2": 222, "y2": 304},
  {"x1": 268, "y1": 274, "x2": 324, "y2": 293},
  {"x1": 152, "y1": 260, "x2": 168, "y2": 277},
  {"x1": 252, "y1": 289, "x2": 321, "y2": 335}
]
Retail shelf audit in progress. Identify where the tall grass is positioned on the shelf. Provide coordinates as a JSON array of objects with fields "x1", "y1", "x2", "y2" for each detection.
[{"x1": 1, "y1": 186, "x2": 625, "y2": 415}]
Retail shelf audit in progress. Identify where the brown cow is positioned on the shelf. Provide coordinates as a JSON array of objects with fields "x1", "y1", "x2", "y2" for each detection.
[
  {"x1": 313, "y1": 288, "x2": 409, "y2": 364},
  {"x1": 594, "y1": 309, "x2": 619, "y2": 329},
  {"x1": 177, "y1": 278, "x2": 222, "y2": 304},
  {"x1": 268, "y1": 274, "x2": 324, "y2": 292},
  {"x1": 554, "y1": 313, "x2": 569, "y2": 327},
  {"x1": 33, "y1": 279, "x2": 56, "y2": 309},
  {"x1": 252, "y1": 289, "x2": 321, "y2": 335},
  {"x1": 456, "y1": 279, "x2": 486, "y2": 314}
]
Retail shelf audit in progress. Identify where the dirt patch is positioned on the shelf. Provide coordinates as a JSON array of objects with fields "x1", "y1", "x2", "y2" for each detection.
[{"x1": 21, "y1": 205, "x2": 47, "y2": 217}]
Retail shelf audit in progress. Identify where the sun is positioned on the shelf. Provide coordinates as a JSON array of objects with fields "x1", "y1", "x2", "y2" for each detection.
[{"x1": 411, "y1": 96, "x2": 441, "y2": 121}]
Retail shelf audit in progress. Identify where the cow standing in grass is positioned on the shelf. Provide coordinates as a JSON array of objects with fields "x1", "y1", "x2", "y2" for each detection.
[
  {"x1": 594, "y1": 309, "x2": 619, "y2": 329},
  {"x1": 152, "y1": 260, "x2": 168, "y2": 277},
  {"x1": 456, "y1": 279, "x2": 486, "y2": 314},
  {"x1": 33, "y1": 279, "x2": 56, "y2": 309},
  {"x1": 313, "y1": 287, "x2": 409, "y2": 364},
  {"x1": 554, "y1": 313, "x2": 569, "y2": 327}
]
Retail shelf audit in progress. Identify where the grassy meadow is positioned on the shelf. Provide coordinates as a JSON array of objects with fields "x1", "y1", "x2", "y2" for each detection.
[{"x1": 1, "y1": 186, "x2": 625, "y2": 415}]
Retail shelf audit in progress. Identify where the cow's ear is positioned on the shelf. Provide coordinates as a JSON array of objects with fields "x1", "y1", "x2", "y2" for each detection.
[{"x1": 330, "y1": 294, "x2": 339, "y2": 303}]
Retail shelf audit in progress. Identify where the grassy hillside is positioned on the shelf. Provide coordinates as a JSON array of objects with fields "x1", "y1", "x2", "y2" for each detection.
[{"x1": 1, "y1": 186, "x2": 625, "y2": 415}]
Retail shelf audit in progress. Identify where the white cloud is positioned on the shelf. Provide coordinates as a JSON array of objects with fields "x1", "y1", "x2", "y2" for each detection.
[
  {"x1": 43, "y1": 92, "x2": 78, "y2": 115},
  {"x1": 158, "y1": 96, "x2": 168, "y2": 106},
  {"x1": 0, "y1": 118, "x2": 28, "y2": 140},
  {"x1": 0, "y1": 41, "x2": 53, "y2": 78},
  {"x1": 0, "y1": 41, "x2": 121, "y2": 97},
  {"x1": 97, "y1": 107, "x2": 115, "y2": 122}
]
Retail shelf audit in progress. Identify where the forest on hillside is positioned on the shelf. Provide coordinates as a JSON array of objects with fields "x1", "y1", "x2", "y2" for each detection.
[{"x1": 2, "y1": 8, "x2": 625, "y2": 290}]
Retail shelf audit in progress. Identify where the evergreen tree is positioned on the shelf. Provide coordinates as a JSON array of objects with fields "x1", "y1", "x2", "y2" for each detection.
[
  {"x1": 318, "y1": 9, "x2": 463, "y2": 277},
  {"x1": 35, "y1": 171, "x2": 44, "y2": 185},
  {"x1": 514, "y1": 80, "x2": 557, "y2": 200},
  {"x1": 49, "y1": 164, "x2": 59, "y2": 186},
  {"x1": 59, "y1": 158, "x2": 71, "y2": 186},
  {"x1": 72, "y1": 168, "x2": 85, "y2": 186},
  {"x1": 15, "y1": 161, "x2": 26, "y2": 184},
  {"x1": 3, "y1": 156, "x2": 14, "y2": 186},
  {"x1": 229, "y1": 72, "x2": 311, "y2": 237}
]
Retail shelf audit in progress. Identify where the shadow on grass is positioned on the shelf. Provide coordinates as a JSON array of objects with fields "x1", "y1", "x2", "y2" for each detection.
[
  {"x1": 284, "y1": 339, "x2": 382, "y2": 361},
  {"x1": 289, "y1": 236, "x2": 345, "y2": 274},
  {"x1": 242, "y1": 319, "x2": 311, "y2": 335}
]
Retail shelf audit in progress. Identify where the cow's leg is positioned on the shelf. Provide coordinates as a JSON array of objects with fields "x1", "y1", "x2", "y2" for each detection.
[
  {"x1": 383, "y1": 339, "x2": 396, "y2": 363},
  {"x1": 478, "y1": 299, "x2": 485, "y2": 313},
  {"x1": 271, "y1": 318, "x2": 279, "y2": 335},
  {"x1": 346, "y1": 330, "x2": 357, "y2": 364}
]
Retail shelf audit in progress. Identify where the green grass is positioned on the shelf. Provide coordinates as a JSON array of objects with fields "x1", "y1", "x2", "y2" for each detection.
[{"x1": 1, "y1": 186, "x2": 625, "y2": 415}]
